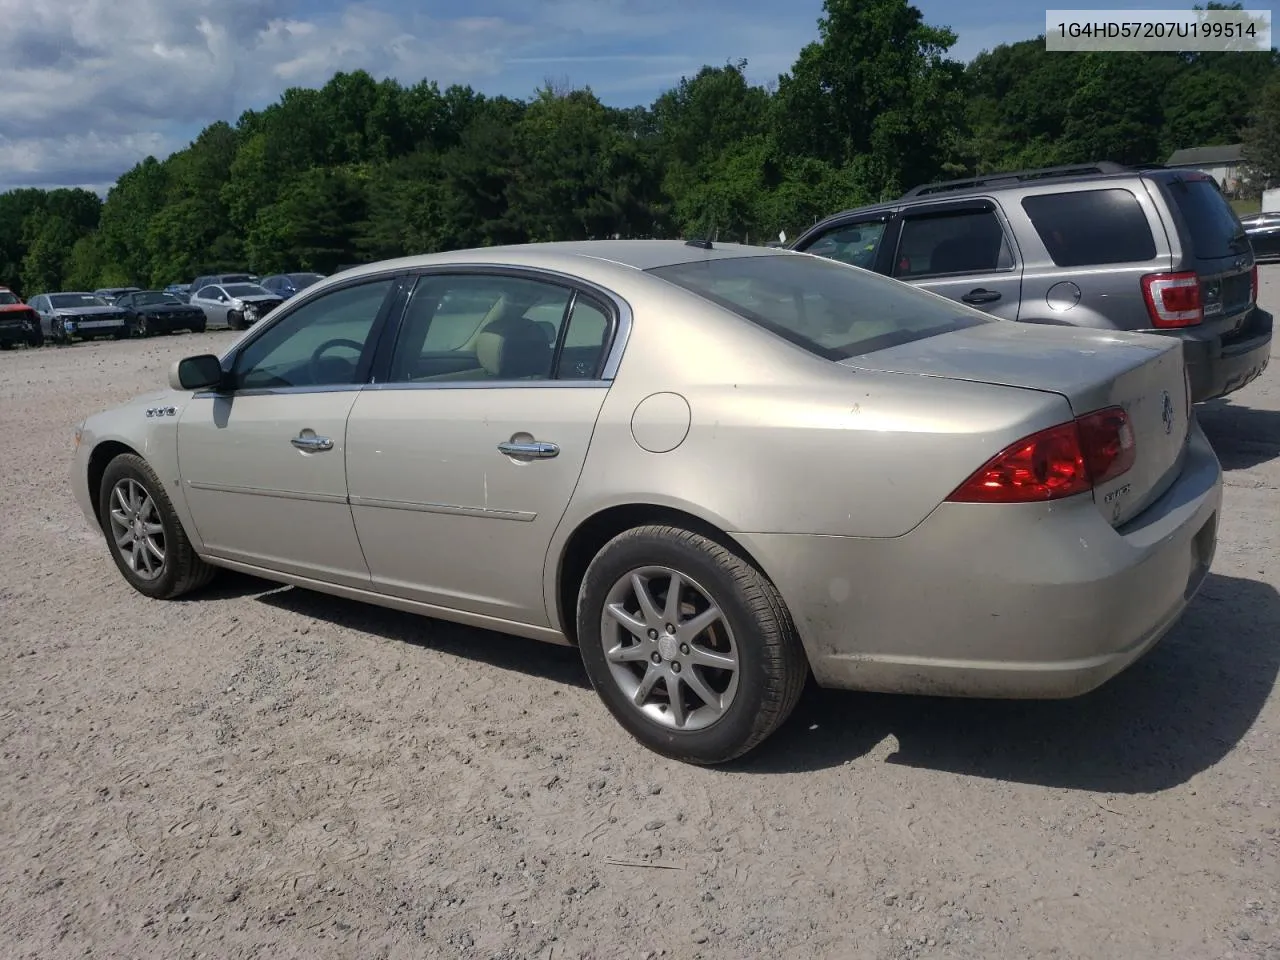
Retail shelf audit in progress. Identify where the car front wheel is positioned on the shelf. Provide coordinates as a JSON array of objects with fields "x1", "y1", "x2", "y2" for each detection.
[
  {"x1": 577, "y1": 525, "x2": 808, "y2": 764},
  {"x1": 99, "y1": 454, "x2": 217, "y2": 599}
]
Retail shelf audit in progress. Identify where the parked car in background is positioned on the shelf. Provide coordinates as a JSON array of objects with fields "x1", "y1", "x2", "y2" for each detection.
[
  {"x1": 0, "y1": 286, "x2": 42, "y2": 349},
  {"x1": 189, "y1": 282, "x2": 284, "y2": 330},
  {"x1": 27, "y1": 292, "x2": 130, "y2": 343},
  {"x1": 791, "y1": 162, "x2": 1271, "y2": 403},
  {"x1": 94, "y1": 286, "x2": 141, "y2": 304},
  {"x1": 190, "y1": 273, "x2": 258, "y2": 296},
  {"x1": 1240, "y1": 212, "x2": 1280, "y2": 262},
  {"x1": 73, "y1": 239, "x2": 1221, "y2": 764},
  {"x1": 164, "y1": 283, "x2": 192, "y2": 302},
  {"x1": 116, "y1": 290, "x2": 208, "y2": 336},
  {"x1": 260, "y1": 272, "x2": 326, "y2": 299}
]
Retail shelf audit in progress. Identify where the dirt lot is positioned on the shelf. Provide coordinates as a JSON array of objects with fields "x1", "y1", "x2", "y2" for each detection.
[{"x1": 2, "y1": 274, "x2": 1278, "y2": 960}]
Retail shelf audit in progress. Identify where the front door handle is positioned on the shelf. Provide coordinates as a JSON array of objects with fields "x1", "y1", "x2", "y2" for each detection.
[
  {"x1": 961, "y1": 288, "x2": 1002, "y2": 305},
  {"x1": 497, "y1": 440, "x2": 560, "y2": 460},
  {"x1": 291, "y1": 434, "x2": 334, "y2": 451}
]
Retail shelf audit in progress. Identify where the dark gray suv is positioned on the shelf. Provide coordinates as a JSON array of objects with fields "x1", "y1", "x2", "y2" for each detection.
[{"x1": 791, "y1": 162, "x2": 1272, "y2": 402}]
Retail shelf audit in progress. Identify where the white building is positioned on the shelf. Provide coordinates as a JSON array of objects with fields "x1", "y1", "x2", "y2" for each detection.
[{"x1": 1165, "y1": 143, "x2": 1245, "y2": 195}]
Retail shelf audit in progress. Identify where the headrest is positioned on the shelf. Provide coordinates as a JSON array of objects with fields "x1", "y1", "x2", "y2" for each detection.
[{"x1": 476, "y1": 316, "x2": 553, "y2": 379}]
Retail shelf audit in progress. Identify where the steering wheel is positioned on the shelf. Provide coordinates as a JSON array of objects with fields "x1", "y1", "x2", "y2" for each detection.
[{"x1": 309, "y1": 338, "x2": 364, "y2": 383}]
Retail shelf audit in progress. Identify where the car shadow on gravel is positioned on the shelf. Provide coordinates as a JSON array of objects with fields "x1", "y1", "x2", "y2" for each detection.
[
  {"x1": 744, "y1": 572, "x2": 1279, "y2": 791},
  {"x1": 252, "y1": 583, "x2": 592, "y2": 690},
  {"x1": 1198, "y1": 399, "x2": 1280, "y2": 470}
]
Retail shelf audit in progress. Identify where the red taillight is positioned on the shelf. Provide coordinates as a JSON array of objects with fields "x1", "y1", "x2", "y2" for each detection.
[
  {"x1": 1141, "y1": 271, "x2": 1203, "y2": 328},
  {"x1": 1076, "y1": 407, "x2": 1136, "y2": 485},
  {"x1": 946, "y1": 406, "x2": 1135, "y2": 504}
]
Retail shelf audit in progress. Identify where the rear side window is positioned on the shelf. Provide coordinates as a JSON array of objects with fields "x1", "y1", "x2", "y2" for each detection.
[
  {"x1": 893, "y1": 208, "x2": 1015, "y2": 277},
  {"x1": 649, "y1": 254, "x2": 992, "y2": 361},
  {"x1": 1162, "y1": 177, "x2": 1247, "y2": 260},
  {"x1": 1022, "y1": 189, "x2": 1157, "y2": 267}
]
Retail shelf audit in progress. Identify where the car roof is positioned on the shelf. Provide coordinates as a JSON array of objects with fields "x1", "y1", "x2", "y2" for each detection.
[
  {"x1": 808, "y1": 167, "x2": 1176, "y2": 232},
  {"x1": 332, "y1": 239, "x2": 786, "y2": 285}
]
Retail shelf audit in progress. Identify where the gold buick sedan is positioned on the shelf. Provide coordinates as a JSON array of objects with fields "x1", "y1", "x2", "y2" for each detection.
[{"x1": 72, "y1": 240, "x2": 1222, "y2": 763}]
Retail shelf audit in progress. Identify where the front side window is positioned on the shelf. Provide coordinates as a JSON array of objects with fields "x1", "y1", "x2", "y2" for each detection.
[
  {"x1": 387, "y1": 274, "x2": 579, "y2": 383},
  {"x1": 649, "y1": 253, "x2": 992, "y2": 361},
  {"x1": 801, "y1": 220, "x2": 888, "y2": 270},
  {"x1": 230, "y1": 278, "x2": 394, "y2": 390},
  {"x1": 1022, "y1": 189, "x2": 1158, "y2": 267},
  {"x1": 893, "y1": 208, "x2": 1015, "y2": 278}
]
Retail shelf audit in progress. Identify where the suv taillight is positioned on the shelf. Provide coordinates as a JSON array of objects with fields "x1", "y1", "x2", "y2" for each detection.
[
  {"x1": 946, "y1": 407, "x2": 1135, "y2": 504},
  {"x1": 1141, "y1": 271, "x2": 1203, "y2": 328}
]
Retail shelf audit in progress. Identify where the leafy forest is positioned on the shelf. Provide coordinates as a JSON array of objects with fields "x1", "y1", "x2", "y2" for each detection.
[{"x1": 2, "y1": 0, "x2": 1279, "y2": 296}]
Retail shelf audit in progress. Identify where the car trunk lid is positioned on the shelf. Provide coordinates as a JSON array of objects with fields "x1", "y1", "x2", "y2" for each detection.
[{"x1": 842, "y1": 321, "x2": 1191, "y2": 526}]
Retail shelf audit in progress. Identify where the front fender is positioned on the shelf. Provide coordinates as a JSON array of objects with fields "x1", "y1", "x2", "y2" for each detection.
[{"x1": 73, "y1": 391, "x2": 204, "y2": 550}]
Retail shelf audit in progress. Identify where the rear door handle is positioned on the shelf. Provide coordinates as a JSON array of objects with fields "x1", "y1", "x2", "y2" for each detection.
[
  {"x1": 291, "y1": 434, "x2": 334, "y2": 451},
  {"x1": 961, "y1": 288, "x2": 1002, "y2": 305},
  {"x1": 497, "y1": 440, "x2": 560, "y2": 460}
]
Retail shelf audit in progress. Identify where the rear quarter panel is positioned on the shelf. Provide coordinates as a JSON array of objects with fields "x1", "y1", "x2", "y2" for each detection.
[
  {"x1": 547, "y1": 275, "x2": 1075, "y2": 550},
  {"x1": 997, "y1": 182, "x2": 1174, "y2": 330}
]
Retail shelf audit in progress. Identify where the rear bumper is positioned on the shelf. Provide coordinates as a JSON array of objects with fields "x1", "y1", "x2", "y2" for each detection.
[
  {"x1": 1180, "y1": 306, "x2": 1272, "y2": 402},
  {"x1": 734, "y1": 420, "x2": 1223, "y2": 699}
]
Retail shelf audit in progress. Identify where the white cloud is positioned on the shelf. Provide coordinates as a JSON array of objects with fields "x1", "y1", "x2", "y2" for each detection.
[{"x1": 0, "y1": 0, "x2": 831, "y2": 194}]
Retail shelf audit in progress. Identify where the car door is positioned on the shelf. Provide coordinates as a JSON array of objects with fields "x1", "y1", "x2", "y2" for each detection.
[
  {"x1": 792, "y1": 212, "x2": 901, "y2": 275},
  {"x1": 175, "y1": 275, "x2": 401, "y2": 587},
  {"x1": 344, "y1": 270, "x2": 617, "y2": 626},
  {"x1": 889, "y1": 199, "x2": 1024, "y2": 320}
]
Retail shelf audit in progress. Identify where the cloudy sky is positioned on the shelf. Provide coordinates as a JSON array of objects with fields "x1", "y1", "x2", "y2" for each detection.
[{"x1": 0, "y1": 0, "x2": 1177, "y2": 194}]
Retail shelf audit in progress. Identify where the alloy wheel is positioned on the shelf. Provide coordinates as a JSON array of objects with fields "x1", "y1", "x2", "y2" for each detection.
[
  {"x1": 599, "y1": 565, "x2": 740, "y2": 732},
  {"x1": 107, "y1": 478, "x2": 166, "y2": 581}
]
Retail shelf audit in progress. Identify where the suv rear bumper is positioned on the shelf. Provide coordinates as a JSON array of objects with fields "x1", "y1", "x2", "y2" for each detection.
[{"x1": 1179, "y1": 306, "x2": 1272, "y2": 403}]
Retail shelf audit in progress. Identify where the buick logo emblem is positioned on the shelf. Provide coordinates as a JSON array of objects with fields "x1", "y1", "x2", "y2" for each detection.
[{"x1": 1161, "y1": 390, "x2": 1174, "y2": 435}]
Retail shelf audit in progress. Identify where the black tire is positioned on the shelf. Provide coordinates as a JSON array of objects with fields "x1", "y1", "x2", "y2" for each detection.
[
  {"x1": 98, "y1": 453, "x2": 217, "y2": 600},
  {"x1": 227, "y1": 310, "x2": 245, "y2": 331},
  {"x1": 577, "y1": 525, "x2": 808, "y2": 765},
  {"x1": 191, "y1": 322, "x2": 206, "y2": 334},
  {"x1": 0, "y1": 340, "x2": 13, "y2": 350},
  {"x1": 28, "y1": 329, "x2": 44, "y2": 348},
  {"x1": 136, "y1": 316, "x2": 151, "y2": 338}
]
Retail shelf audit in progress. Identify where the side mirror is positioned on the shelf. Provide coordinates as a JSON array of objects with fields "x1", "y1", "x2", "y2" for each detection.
[{"x1": 169, "y1": 354, "x2": 224, "y2": 391}]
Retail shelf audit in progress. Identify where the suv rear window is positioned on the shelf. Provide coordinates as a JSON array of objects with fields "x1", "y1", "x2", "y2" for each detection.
[
  {"x1": 649, "y1": 254, "x2": 992, "y2": 361},
  {"x1": 1022, "y1": 189, "x2": 1157, "y2": 267},
  {"x1": 1162, "y1": 176, "x2": 1248, "y2": 260}
]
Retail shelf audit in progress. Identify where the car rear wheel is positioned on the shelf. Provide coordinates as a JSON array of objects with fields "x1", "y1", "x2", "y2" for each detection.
[
  {"x1": 99, "y1": 454, "x2": 217, "y2": 599},
  {"x1": 577, "y1": 525, "x2": 807, "y2": 764}
]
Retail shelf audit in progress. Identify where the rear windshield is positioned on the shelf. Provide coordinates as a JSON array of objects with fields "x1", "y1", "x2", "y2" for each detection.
[
  {"x1": 1163, "y1": 177, "x2": 1248, "y2": 260},
  {"x1": 1022, "y1": 188, "x2": 1157, "y2": 266},
  {"x1": 648, "y1": 254, "x2": 993, "y2": 361}
]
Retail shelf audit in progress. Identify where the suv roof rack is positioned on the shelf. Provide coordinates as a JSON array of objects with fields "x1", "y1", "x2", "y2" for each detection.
[{"x1": 902, "y1": 161, "x2": 1142, "y2": 198}]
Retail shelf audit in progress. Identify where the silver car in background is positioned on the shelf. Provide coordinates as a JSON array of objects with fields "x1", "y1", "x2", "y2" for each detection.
[
  {"x1": 189, "y1": 282, "x2": 285, "y2": 330},
  {"x1": 71, "y1": 240, "x2": 1222, "y2": 763}
]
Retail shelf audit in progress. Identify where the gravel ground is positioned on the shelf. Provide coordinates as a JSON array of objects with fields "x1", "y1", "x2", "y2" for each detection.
[{"x1": 2, "y1": 272, "x2": 1278, "y2": 960}]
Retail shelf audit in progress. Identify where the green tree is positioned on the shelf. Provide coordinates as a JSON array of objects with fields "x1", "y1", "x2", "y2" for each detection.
[{"x1": 1242, "y1": 78, "x2": 1280, "y2": 191}]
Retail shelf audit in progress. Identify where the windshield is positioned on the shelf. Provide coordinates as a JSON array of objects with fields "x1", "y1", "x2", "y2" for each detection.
[
  {"x1": 648, "y1": 253, "x2": 993, "y2": 360},
  {"x1": 0, "y1": 291, "x2": 19, "y2": 305},
  {"x1": 223, "y1": 284, "x2": 273, "y2": 297},
  {"x1": 135, "y1": 292, "x2": 183, "y2": 306},
  {"x1": 50, "y1": 294, "x2": 108, "y2": 308},
  {"x1": 287, "y1": 273, "x2": 324, "y2": 289}
]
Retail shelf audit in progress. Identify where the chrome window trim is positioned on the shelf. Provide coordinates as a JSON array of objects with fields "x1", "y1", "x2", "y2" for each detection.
[{"x1": 209, "y1": 261, "x2": 634, "y2": 392}]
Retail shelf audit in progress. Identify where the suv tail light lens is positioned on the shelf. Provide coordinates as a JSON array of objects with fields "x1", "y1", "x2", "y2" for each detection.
[
  {"x1": 1141, "y1": 271, "x2": 1203, "y2": 328},
  {"x1": 946, "y1": 407, "x2": 1135, "y2": 504}
]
